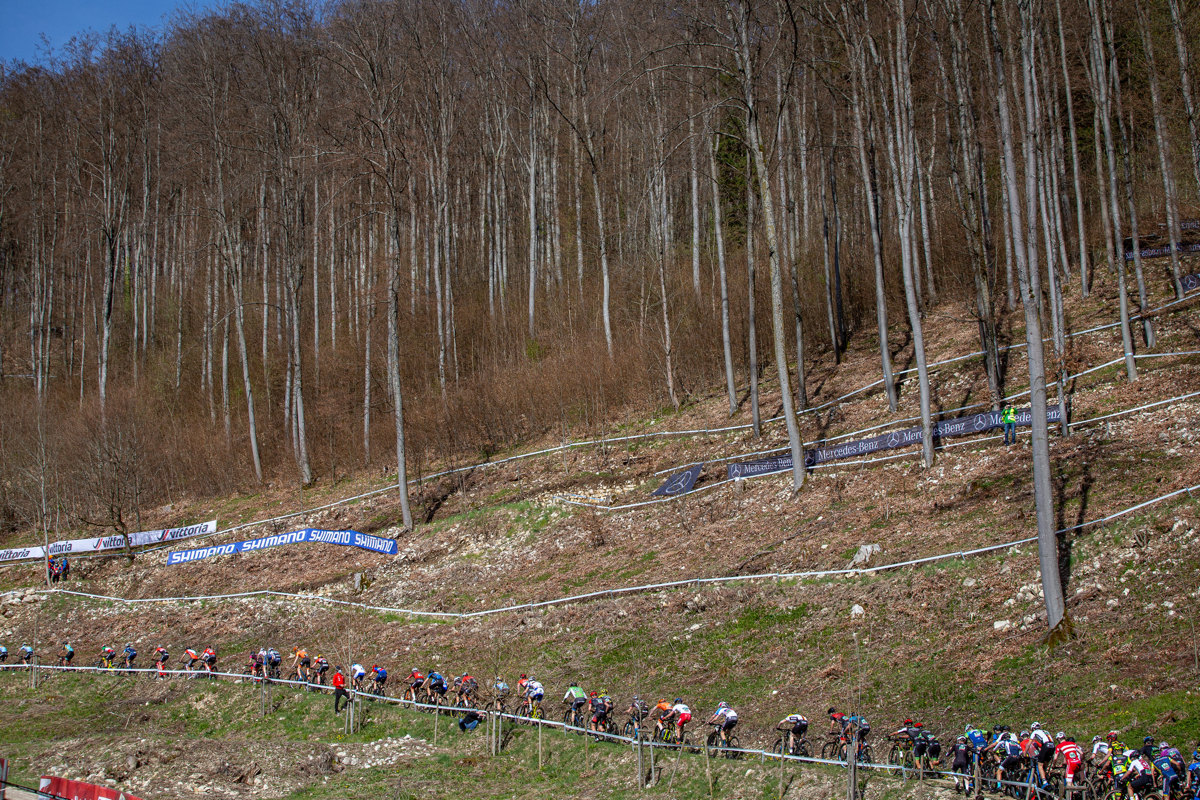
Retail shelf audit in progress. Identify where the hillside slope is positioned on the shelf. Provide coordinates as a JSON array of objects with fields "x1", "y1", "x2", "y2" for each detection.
[{"x1": 1, "y1": 266, "x2": 1199, "y2": 799}]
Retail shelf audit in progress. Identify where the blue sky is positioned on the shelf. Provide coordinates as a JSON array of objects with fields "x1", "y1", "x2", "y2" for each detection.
[{"x1": 0, "y1": 0, "x2": 207, "y2": 65}]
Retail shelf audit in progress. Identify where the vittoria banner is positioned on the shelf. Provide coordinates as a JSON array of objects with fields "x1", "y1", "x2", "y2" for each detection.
[
  {"x1": 0, "y1": 520, "x2": 218, "y2": 564},
  {"x1": 38, "y1": 775, "x2": 144, "y2": 800},
  {"x1": 166, "y1": 528, "x2": 398, "y2": 565}
]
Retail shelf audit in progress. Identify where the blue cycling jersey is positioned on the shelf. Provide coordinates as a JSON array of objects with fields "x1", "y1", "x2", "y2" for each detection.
[
  {"x1": 429, "y1": 672, "x2": 443, "y2": 684},
  {"x1": 1154, "y1": 756, "x2": 1178, "y2": 780},
  {"x1": 1000, "y1": 740, "x2": 1022, "y2": 757},
  {"x1": 374, "y1": 668, "x2": 387, "y2": 679},
  {"x1": 123, "y1": 647, "x2": 136, "y2": 658},
  {"x1": 967, "y1": 730, "x2": 988, "y2": 749}
]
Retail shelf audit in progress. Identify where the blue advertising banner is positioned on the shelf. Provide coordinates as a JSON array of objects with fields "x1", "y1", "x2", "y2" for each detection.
[
  {"x1": 167, "y1": 528, "x2": 398, "y2": 565},
  {"x1": 727, "y1": 405, "x2": 1064, "y2": 480},
  {"x1": 652, "y1": 464, "x2": 703, "y2": 497}
]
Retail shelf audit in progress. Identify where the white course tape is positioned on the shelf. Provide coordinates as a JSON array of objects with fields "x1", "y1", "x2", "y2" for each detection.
[{"x1": 5, "y1": 480, "x2": 1194, "y2": 619}]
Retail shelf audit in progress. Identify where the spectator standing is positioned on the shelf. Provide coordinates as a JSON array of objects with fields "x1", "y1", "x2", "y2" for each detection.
[
  {"x1": 1001, "y1": 405, "x2": 1018, "y2": 445},
  {"x1": 333, "y1": 667, "x2": 349, "y2": 714}
]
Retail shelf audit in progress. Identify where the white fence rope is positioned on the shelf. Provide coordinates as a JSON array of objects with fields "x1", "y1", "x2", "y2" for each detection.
[
  {"x1": 5, "y1": 481, "x2": 1194, "y2": 620},
  {"x1": 3, "y1": 287, "x2": 1195, "y2": 569},
  {"x1": 559, "y1": 383, "x2": 1200, "y2": 513},
  {"x1": 1, "y1": 662, "x2": 956, "y2": 779}
]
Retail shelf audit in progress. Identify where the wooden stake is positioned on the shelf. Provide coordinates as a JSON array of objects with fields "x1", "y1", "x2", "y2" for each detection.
[
  {"x1": 705, "y1": 734, "x2": 713, "y2": 798},
  {"x1": 538, "y1": 718, "x2": 544, "y2": 770}
]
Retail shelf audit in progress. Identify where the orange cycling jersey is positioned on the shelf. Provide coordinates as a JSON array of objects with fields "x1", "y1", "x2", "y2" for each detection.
[
  {"x1": 655, "y1": 701, "x2": 673, "y2": 714},
  {"x1": 295, "y1": 649, "x2": 308, "y2": 659}
]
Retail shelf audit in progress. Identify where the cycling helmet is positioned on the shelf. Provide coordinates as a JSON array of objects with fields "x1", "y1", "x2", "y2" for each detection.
[
  {"x1": 1107, "y1": 731, "x2": 1120, "y2": 742},
  {"x1": 589, "y1": 690, "x2": 597, "y2": 697},
  {"x1": 1056, "y1": 732, "x2": 1065, "y2": 742},
  {"x1": 659, "y1": 699, "x2": 667, "y2": 705},
  {"x1": 1158, "y1": 742, "x2": 1169, "y2": 750},
  {"x1": 1020, "y1": 731, "x2": 1029, "y2": 740},
  {"x1": 599, "y1": 689, "x2": 607, "y2": 697},
  {"x1": 632, "y1": 695, "x2": 641, "y2": 701},
  {"x1": 1092, "y1": 735, "x2": 1102, "y2": 744},
  {"x1": 1030, "y1": 722, "x2": 1042, "y2": 731},
  {"x1": 829, "y1": 707, "x2": 837, "y2": 715},
  {"x1": 674, "y1": 697, "x2": 682, "y2": 704},
  {"x1": 1193, "y1": 750, "x2": 1199, "y2": 761},
  {"x1": 957, "y1": 735, "x2": 967, "y2": 743},
  {"x1": 965, "y1": 724, "x2": 974, "y2": 733},
  {"x1": 126, "y1": 642, "x2": 132, "y2": 648},
  {"x1": 914, "y1": 722, "x2": 923, "y2": 729},
  {"x1": 520, "y1": 673, "x2": 527, "y2": 679},
  {"x1": 718, "y1": 701, "x2": 729, "y2": 710},
  {"x1": 1144, "y1": 736, "x2": 1155, "y2": 745},
  {"x1": 905, "y1": 718, "x2": 913, "y2": 725}
]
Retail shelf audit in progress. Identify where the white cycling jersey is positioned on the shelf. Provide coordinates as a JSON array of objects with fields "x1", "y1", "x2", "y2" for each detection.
[
  {"x1": 1032, "y1": 730, "x2": 1052, "y2": 746},
  {"x1": 673, "y1": 703, "x2": 691, "y2": 715},
  {"x1": 716, "y1": 707, "x2": 737, "y2": 722},
  {"x1": 526, "y1": 680, "x2": 544, "y2": 695},
  {"x1": 785, "y1": 714, "x2": 807, "y2": 726},
  {"x1": 1092, "y1": 742, "x2": 1110, "y2": 757},
  {"x1": 351, "y1": 663, "x2": 366, "y2": 678}
]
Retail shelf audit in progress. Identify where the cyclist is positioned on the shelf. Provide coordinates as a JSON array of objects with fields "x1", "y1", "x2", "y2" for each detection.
[
  {"x1": 201, "y1": 646, "x2": 217, "y2": 672},
  {"x1": 672, "y1": 698, "x2": 693, "y2": 742},
  {"x1": 154, "y1": 646, "x2": 170, "y2": 677},
  {"x1": 1154, "y1": 742, "x2": 1185, "y2": 798},
  {"x1": 122, "y1": 643, "x2": 138, "y2": 670},
  {"x1": 626, "y1": 696, "x2": 649, "y2": 731},
  {"x1": 992, "y1": 732, "x2": 1024, "y2": 790},
  {"x1": 523, "y1": 677, "x2": 544, "y2": 715},
  {"x1": 776, "y1": 713, "x2": 809, "y2": 756},
  {"x1": 19, "y1": 644, "x2": 33, "y2": 664},
  {"x1": 1053, "y1": 733, "x2": 1084, "y2": 794},
  {"x1": 829, "y1": 707, "x2": 848, "y2": 738},
  {"x1": 950, "y1": 735, "x2": 973, "y2": 793},
  {"x1": 313, "y1": 654, "x2": 330, "y2": 684},
  {"x1": 707, "y1": 701, "x2": 738, "y2": 748},
  {"x1": 1030, "y1": 722, "x2": 1054, "y2": 784},
  {"x1": 266, "y1": 647, "x2": 282, "y2": 678},
  {"x1": 0, "y1": 644, "x2": 7, "y2": 663},
  {"x1": 291, "y1": 646, "x2": 310, "y2": 682},
  {"x1": 1140, "y1": 736, "x2": 1158, "y2": 760},
  {"x1": 57, "y1": 641, "x2": 74, "y2": 667},
  {"x1": 371, "y1": 664, "x2": 387, "y2": 693},
  {"x1": 351, "y1": 663, "x2": 368, "y2": 692},
  {"x1": 1091, "y1": 734, "x2": 1114, "y2": 776},
  {"x1": 653, "y1": 699, "x2": 676, "y2": 739},
  {"x1": 1185, "y1": 750, "x2": 1200, "y2": 799},
  {"x1": 493, "y1": 676, "x2": 510, "y2": 710},
  {"x1": 917, "y1": 726, "x2": 941, "y2": 767},
  {"x1": 563, "y1": 681, "x2": 587, "y2": 721},
  {"x1": 516, "y1": 673, "x2": 530, "y2": 696},
  {"x1": 892, "y1": 718, "x2": 919, "y2": 745},
  {"x1": 407, "y1": 668, "x2": 426, "y2": 697},
  {"x1": 590, "y1": 690, "x2": 613, "y2": 733},
  {"x1": 425, "y1": 670, "x2": 449, "y2": 702},
  {"x1": 454, "y1": 673, "x2": 477, "y2": 705},
  {"x1": 845, "y1": 713, "x2": 871, "y2": 759},
  {"x1": 1117, "y1": 749, "x2": 1155, "y2": 800},
  {"x1": 1111, "y1": 745, "x2": 1135, "y2": 791},
  {"x1": 180, "y1": 648, "x2": 199, "y2": 672}
]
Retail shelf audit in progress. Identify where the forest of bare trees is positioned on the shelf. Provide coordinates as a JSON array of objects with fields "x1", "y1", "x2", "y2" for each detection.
[{"x1": 1, "y1": 0, "x2": 1196, "y2": 617}]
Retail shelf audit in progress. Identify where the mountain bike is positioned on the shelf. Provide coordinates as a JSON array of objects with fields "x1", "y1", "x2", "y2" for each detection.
[
  {"x1": 705, "y1": 724, "x2": 742, "y2": 760},
  {"x1": 889, "y1": 736, "x2": 916, "y2": 769},
  {"x1": 823, "y1": 735, "x2": 849, "y2": 762},
  {"x1": 652, "y1": 720, "x2": 691, "y2": 749},
  {"x1": 563, "y1": 704, "x2": 585, "y2": 734},
  {"x1": 622, "y1": 715, "x2": 647, "y2": 741},
  {"x1": 771, "y1": 734, "x2": 811, "y2": 759}
]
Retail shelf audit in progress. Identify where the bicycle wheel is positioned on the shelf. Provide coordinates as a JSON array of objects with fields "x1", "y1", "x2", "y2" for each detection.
[
  {"x1": 622, "y1": 721, "x2": 636, "y2": 740},
  {"x1": 822, "y1": 740, "x2": 840, "y2": 760},
  {"x1": 706, "y1": 731, "x2": 721, "y2": 759},
  {"x1": 286, "y1": 670, "x2": 300, "y2": 683},
  {"x1": 726, "y1": 735, "x2": 741, "y2": 759},
  {"x1": 562, "y1": 708, "x2": 576, "y2": 729},
  {"x1": 771, "y1": 738, "x2": 785, "y2": 761},
  {"x1": 860, "y1": 745, "x2": 874, "y2": 767},
  {"x1": 889, "y1": 744, "x2": 904, "y2": 766},
  {"x1": 797, "y1": 739, "x2": 811, "y2": 758}
]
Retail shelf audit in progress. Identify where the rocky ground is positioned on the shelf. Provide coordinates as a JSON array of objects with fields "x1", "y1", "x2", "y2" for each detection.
[{"x1": 1, "y1": 268, "x2": 1198, "y2": 798}]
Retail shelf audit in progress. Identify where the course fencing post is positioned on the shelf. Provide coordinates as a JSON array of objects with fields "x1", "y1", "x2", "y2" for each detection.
[
  {"x1": 778, "y1": 745, "x2": 784, "y2": 800},
  {"x1": 538, "y1": 718, "x2": 544, "y2": 770},
  {"x1": 434, "y1": 705, "x2": 439, "y2": 745},
  {"x1": 974, "y1": 755, "x2": 982, "y2": 800},
  {"x1": 637, "y1": 735, "x2": 644, "y2": 789},
  {"x1": 650, "y1": 739, "x2": 656, "y2": 786},
  {"x1": 704, "y1": 734, "x2": 713, "y2": 798}
]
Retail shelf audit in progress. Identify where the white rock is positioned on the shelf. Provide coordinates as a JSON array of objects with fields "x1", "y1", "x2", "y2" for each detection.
[
  {"x1": 962, "y1": 578, "x2": 977, "y2": 588},
  {"x1": 850, "y1": 604, "x2": 865, "y2": 618},
  {"x1": 993, "y1": 620, "x2": 1013, "y2": 632}
]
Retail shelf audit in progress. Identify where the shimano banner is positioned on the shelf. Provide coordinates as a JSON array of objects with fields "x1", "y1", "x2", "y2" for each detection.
[
  {"x1": 0, "y1": 520, "x2": 218, "y2": 564},
  {"x1": 727, "y1": 406, "x2": 1064, "y2": 479},
  {"x1": 166, "y1": 528, "x2": 398, "y2": 565},
  {"x1": 652, "y1": 464, "x2": 704, "y2": 497}
]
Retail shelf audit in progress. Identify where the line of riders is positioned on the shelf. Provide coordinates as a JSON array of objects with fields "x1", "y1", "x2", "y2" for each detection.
[{"x1": 5, "y1": 644, "x2": 1198, "y2": 799}]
